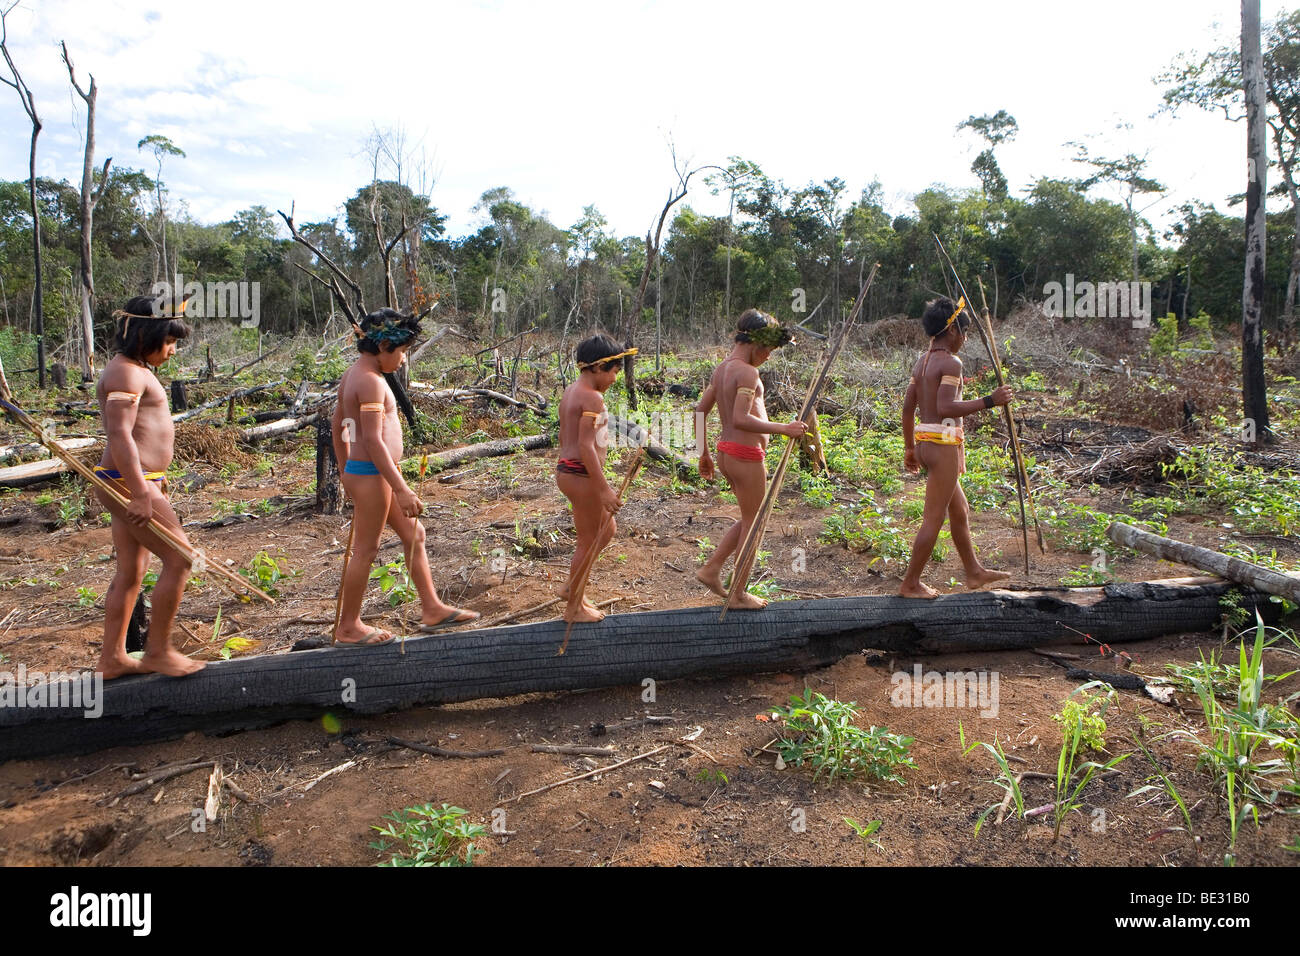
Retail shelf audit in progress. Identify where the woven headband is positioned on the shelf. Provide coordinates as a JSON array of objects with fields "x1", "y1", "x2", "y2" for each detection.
[
  {"x1": 577, "y1": 347, "x2": 637, "y2": 371},
  {"x1": 941, "y1": 297, "x2": 967, "y2": 334}
]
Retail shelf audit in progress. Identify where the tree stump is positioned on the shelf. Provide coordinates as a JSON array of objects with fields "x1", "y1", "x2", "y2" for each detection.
[
  {"x1": 170, "y1": 379, "x2": 187, "y2": 412},
  {"x1": 50, "y1": 362, "x2": 67, "y2": 389},
  {"x1": 315, "y1": 418, "x2": 340, "y2": 515}
]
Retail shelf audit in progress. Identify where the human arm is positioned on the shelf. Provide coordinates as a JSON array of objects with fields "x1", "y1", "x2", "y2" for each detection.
[
  {"x1": 933, "y1": 358, "x2": 1012, "y2": 420},
  {"x1": 694, "y1": 383, "x2": 716, "y2": 480},
  {"x1": 577, "y1": 401, "x2": 620, "y2": 514},
  {"x1": 902, "y1": 379, "x2": 919, "y2": 473},
  {"x1": 355, "y1": 378, "x2": 422, "y2": 517},
  {"x1": 101, "y1": 368, "x2": 158, "y2": 525},
  {"x1": 730, "y1": 366, "x2": 807, "y2": 438}
]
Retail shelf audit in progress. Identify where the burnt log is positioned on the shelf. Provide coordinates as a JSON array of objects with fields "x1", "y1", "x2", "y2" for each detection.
[{"x1": 0, "y1": 577, "x2": 1280, "y2": 762}]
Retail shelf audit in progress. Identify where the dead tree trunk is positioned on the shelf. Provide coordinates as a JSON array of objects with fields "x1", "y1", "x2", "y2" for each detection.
[
  {"x1": 1108, "y1": 521, "x2": 1300, "y2": 604},
  {"x1": 424, "y1": 433, "x2": 551, "y2": 471},
  {"x1": 1, "y1": 9, "x2": 44, "y2": 387},
  {"x1": 1242, "y1": 0, "x2": 1272, "y2": 444},
  {"x1": 0, "y1": 579, "x2": 1278, "y2": 761},
  {"x1": 61, "y1": 42, "x2": 109, "y2": 382},
  {"x1": 315, "y1": 418, "x2": 340, "y2": 515},
  {"x1": 622, "y1": 154, "x2": 715, "y2": 410}
]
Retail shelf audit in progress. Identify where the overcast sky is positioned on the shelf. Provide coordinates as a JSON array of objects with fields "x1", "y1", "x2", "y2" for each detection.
[{"x1": 0, "y1": 0, "x2": 1289, "y2": 242}]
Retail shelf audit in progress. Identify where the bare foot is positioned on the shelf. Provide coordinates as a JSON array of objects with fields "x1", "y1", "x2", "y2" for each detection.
[
  {"x1": 898, "y1": 581, "x2": 940, "y2": 599},
  {"x1": 139, "y1": 648, "x2": 207, "y2": 677},
  {"x1": 558, "y1": 586, "x2": 600, "y2": 614},
  {"x1": 965, "y1": 568, "x2": 1012, "y2": 591},
  {"x1": 727, "y1": 591, "x2": 767, "y2": 611},
  {"x1": 563, "y1": 603, "x2": 606, "y2": 624},
  {"x1": 696, "y1": 567, "x2": 728, "y2": 598},
  {"x1": 97, "y1": 653, "x2": 146, "y2": 680}
]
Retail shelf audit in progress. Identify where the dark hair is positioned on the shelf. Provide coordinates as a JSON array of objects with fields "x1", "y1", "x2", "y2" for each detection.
[
  {"x1": 356, "y1": 308, "x2": 421, "y2": 354},
  {"x1": 575, "y1": 333, "x2": 624, "y2": 371},
  {"x1": 113, "y1": 295, "x2": 190, "y2": 360},
  {"x1": 921, "y1": 296, "x2": 971, "y2": 338},
  {"x1": 735, "y1": 308, "x2": 793, "y2": 347}
]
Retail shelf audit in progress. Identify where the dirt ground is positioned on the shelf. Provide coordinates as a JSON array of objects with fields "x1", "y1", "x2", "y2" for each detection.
[{"x1": 2, "y1": 389, "x2": 1298, "y2": 868}]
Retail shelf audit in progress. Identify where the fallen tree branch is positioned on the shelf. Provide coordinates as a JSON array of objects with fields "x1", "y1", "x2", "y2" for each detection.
[
  {"x1": 530, "y1": 744, "x2": 617, "y2": 757},
  {"x1": 1108, "y1": 522, "x2": 1300, "y2": 605},
  {"x1": 423, "y1": 433, "x2": 551, "y2": 471},
  {"x1": 511, "y1": 745, "x2": 670, "y2": 803},
  {"x1": 387, "y1": 736, "x2": 505, "y2": 759}
]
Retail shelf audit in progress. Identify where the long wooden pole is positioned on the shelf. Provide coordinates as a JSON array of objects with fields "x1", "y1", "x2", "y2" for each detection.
[
  {"x1": 721, "y1": 264, "x2": 880, "y2": 620},
  {"x1": 0, "y1": 355, "x2": 273, "y2": 603},
  {"x1": 558, "y1": 443, "x2": 646, "y2": 655},
  {"x1": 976, "y1": 276, "x2": 1046, "y2": 556}
]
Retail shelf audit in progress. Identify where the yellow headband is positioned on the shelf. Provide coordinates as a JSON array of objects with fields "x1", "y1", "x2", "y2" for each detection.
[
  {"x1": 942, "y1": 297, "x2": 966, "y2": 333},
  {"x1": 577, "y1": 347, "x2": 637, "y2": 370}
]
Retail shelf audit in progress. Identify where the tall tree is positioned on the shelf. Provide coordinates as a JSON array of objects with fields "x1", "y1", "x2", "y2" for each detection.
[
  {"x1": 1069, "y1": 141, "x2": 1165, "y2": 283},
  {"x1": 1, "y1": 1, "x2": 45, "y2": 386},
  {"x1": 61, "y1": 41, "x2": 110, "y2": 380},
  {"x1": 1243, "y1": 0, "x2": 1272, "y2": 445},
  {"x1": 137, "y1": 134, "x2": 185, "y2": 283},
  {"x1": 1160, "y1": 9, "x2": 1300, "y2": 322},
  {"x1": 957, "y1": 110, "x2": 1019, "y2": 201}
]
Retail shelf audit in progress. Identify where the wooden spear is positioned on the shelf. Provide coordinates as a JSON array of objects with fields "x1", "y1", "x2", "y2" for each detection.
[
  {"x1": 976, "y1": 276, "x2": 1046, "y2": 555},
  {"x1": 0, "y1": 354, "x2": 273, "y2": 603},
  {"x1": 558, "y1": 440, "x2": 647, "y2": 655},
  {"x1": 721, "y1": 264, "x2": 880, "y2": 620}
]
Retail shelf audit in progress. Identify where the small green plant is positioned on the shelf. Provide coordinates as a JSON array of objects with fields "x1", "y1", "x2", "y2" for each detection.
[
  {"x1": 1219, "y1": 589, "x2": 1250, "y2": 629},
  {"x1": 960, "y1": 720, "x2": 1026, "y2": 837},
  {"x1": 370, "y1": 803, "x2": 486, "y2": 867},
  {"x1": 1061, "y1": 564, "x2": 1111, "y2": 587},
  {"x1": 1128, "y1": 735, "x2": 1193, "y2": 834},
  {"x1": 57, "y1": 496, "x2": 86, "y2": 528},
  {"x1": 371, "y1": 557, "x2": 417, "y2": 606},
  {"x1": 1051, "y1": 682, "x2": 1129, "y2": 840},
  {"x1": 769, "y1": 689, "x2": 914, "y2": 785},
  {"x1": 844, "y1": 816, "x2": 883, "y2": 854},
  {"x1": 75, "y1": 586, "x2": 98, "y2": 608},
  {"x1": 241, "y1": 551, "x2": 291, "y2": 598},
  {"x1": 799, "y1": 472, "x2": 836, "y2": 509},
  {"x1": 1051, "y1": 688, "x2": 1111, "y2": 752},
  {"x1": 1172, "y1": 614, "x2": 1300, "y2": 848},
  {"x1": 694, "y1": 768, "x2": 729, "y2": 787},
  {"x1": 695, "y1": 536, "x2": 712, "y2": 565}
]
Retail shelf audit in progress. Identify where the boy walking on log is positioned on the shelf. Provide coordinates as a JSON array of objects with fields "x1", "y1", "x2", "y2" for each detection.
[
  {"x1": 694, "y1": 310, "x2": 806, "y2": 610},
  {"x1": 95, "y1": 294, "x2": 203, "y2": 678},
  {"x1": 555, "y1": 334, "x2": 633, "y2": 624},
  {"x1": 899, "y1": 297, "x2": 1013, "y2": 598},
  {"x1": 332, "y1": 309, "x2": 478, "y2": 644}
]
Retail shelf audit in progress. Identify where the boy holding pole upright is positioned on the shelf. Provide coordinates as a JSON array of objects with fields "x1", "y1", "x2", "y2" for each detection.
[{"x1": 898, "y1": 296, "x2": 1013, "y2": 598}]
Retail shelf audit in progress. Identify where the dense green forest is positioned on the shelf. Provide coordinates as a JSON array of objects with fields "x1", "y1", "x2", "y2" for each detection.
[{"x1": 1, "y1": 12, "x2": 1298, "y2": 369}]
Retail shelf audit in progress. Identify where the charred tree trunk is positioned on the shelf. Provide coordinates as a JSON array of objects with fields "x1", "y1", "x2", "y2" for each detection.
[
  {"x1": 1242, "y1": 0, "x2": 1272, "y2": 444},
  {"x1": 0, "y1": 579, "x2": 1279, "y2": 761},
  {"x1": 315, "y1": 418, "x2": 340, "y2": 515}
]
